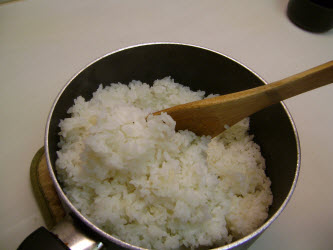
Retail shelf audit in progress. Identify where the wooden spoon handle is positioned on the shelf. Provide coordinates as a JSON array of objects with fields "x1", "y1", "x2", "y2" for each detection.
[
  {"x1": 154, "y1": 61, "x2": 333, "y2": 137},
  {"x1": 253, "y1": 60, "x2": 333, "y2": 106},
  {"x1": 213, "y1": 60, "x2": 333, "y2": 123}
]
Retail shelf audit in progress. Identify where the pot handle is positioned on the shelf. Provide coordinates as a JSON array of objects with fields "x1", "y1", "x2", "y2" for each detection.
[
  {"x1": 17, "y1": 226, "x2": 69, "y2": 250},
  {"x1": 18, "y1": 216, "x2": 104, "y2": 250}
]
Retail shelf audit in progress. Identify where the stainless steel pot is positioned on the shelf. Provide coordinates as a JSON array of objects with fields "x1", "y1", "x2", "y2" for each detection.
[{"x1": 20, "y1": 43, "x2": 300, "y2": 250}]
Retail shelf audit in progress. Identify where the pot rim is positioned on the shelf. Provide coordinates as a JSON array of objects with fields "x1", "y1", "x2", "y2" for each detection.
[{"x1": 45, "y1": 42, "x2": 301, "y2": 250}]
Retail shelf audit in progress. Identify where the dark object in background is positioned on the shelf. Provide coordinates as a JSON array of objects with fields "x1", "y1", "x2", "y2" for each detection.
[{"x1": 287, "y1": 0, "x2": 333, "y2": 33}]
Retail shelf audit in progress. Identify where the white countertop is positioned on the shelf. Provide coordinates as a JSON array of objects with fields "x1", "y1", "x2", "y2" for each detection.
[{"x1": 1, "y1": 1, "x2": 332, "y2": 249}]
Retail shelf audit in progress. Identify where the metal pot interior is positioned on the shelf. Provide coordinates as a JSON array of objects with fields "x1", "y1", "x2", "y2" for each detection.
[{"x1": 46, "y1": 43, "x2": 300, "y2": 249}]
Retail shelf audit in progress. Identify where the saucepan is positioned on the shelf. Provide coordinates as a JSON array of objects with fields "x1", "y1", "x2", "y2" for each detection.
[{"x1": 19, "y1": 43, "x2": 300, "y2": 250}]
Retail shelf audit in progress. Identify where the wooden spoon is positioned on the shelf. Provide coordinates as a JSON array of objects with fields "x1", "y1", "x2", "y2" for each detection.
[{"x1": 153, "y1": 61, "x2": 333, "y2": 137}]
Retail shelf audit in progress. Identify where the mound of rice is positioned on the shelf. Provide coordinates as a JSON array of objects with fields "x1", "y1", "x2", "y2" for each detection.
[{"x1": 56, "y1": 77, "x2": 272, "y2": 249}]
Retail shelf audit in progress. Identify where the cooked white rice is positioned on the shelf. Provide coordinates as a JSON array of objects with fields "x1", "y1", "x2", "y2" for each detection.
[{"x1": 56, "y1": 77, "x2": 272, "y2": 249}]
